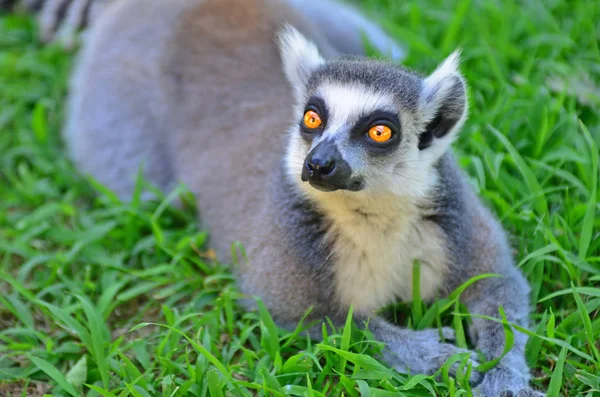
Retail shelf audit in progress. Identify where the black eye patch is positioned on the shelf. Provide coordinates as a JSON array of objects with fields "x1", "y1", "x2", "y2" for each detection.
[
  {"x1": 299, "y1": 96, "x2": 329, "y2": 136},
  {"x1": 350, "y1": 110, "x2": 402, "y2": 152}
]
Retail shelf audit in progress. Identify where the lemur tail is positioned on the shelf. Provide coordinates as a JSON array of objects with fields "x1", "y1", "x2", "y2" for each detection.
[
  {"x1": 9, "y1": 0, "x2": 406, "y2": 61},
  {"x1": 285, "y1": 0, "x2": 406, "y2": 62}
]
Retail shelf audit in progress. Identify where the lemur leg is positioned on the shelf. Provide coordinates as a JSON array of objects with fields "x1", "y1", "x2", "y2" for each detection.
[
  {"x1": 463, "y1": 271, "x2": 545, "y2": 396},
  {"x1": 273, "y1": 310, "x2": 483, "y2": 385},
  {"x1": 364, "y1": 317, "x2": 484, "y2": 386}
]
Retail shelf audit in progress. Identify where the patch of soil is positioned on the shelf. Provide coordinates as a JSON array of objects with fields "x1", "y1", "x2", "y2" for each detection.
[{"x1": 0, "y1": 380, "x2": 51, "y2": 397}]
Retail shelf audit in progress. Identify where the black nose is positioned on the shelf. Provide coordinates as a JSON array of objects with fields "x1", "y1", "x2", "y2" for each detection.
[
  {"x1": 301, "y1": 140, "x2": 356, "y2": 192},
  {"x1": 306, "y1": 157, "x2": 335, "y2": 177}
]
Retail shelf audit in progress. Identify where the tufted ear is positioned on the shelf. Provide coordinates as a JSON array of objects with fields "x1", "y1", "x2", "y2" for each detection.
[
  {"x1": 417, "y1": 51, "x2": 468, "y2": 156},
  {"x1": 276, "y1": 24, "x2": 324, "y2": 95}
]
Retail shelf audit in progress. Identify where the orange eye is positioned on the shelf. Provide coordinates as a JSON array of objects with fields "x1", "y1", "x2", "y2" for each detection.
[
  {"x1": 368, "y1": 125, "x2": 392, "y2": 143},
  {"x1": 303, "y1": 110, "x2": 322, "y2": 129}
]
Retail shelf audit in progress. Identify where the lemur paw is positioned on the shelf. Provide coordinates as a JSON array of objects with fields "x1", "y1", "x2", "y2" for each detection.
[
  {"x1": 438, "y1": 326, "x2": 458, "y2": 341},
  {"x1": 382, "y1": 328, "x2": 483, "y2": 386},
  {"x1": 475, "y1": 367, "x2": 544, "y2": 397},
  {"x1": 499, "y1": 390, "x2": 545, "y2": 397}
]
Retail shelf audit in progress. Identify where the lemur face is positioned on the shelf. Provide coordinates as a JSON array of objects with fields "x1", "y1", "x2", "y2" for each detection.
[
  {"x1": 278, "y1": 26, "x2": 467, "y2": 199},
  {"x1": 289, "y1": 78, "x2": 421, "y2": 195}
]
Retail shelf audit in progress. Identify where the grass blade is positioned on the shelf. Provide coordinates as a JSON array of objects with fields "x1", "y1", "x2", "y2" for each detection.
[
  {"x1": 412, "y1": 260, "x2": 423, "y2": 326},
  {"x1": 488, "y1": 125, "x2": 548, "y2": 216},
  {"x1": 571, "y1": 284, "x2": 600, "y2": 365},
  {"x1": 28, "y1": 355, "x2": 79, "y2": 397},
  {"x1": 547, "y1": 338, "x2": 569, "y2": 397},
  {"x1": 577, "y1": 121, "x2": 598, "y2": 259},
  {"x1": 76, "y1": 295, "x2": 110, "y2": 389}
]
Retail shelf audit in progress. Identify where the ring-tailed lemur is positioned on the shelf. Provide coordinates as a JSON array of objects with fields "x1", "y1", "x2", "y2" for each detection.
[{"x1": 61, "y1": 0, "x2": 543, "y2": 395}]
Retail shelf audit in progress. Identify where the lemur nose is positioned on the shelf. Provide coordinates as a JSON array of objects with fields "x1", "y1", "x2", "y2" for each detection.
[
  {"x1": 306, "y1": 157, "x2": 335, "y2": 177},
  {"x1": 301, "y1": 140, "x2": 355, "y2": 192}
]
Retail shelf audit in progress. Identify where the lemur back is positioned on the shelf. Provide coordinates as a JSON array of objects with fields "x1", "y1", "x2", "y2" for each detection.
[
  {"x1": 64, "y1": 0, "x2": 404, "y2": 322},
  {"x1": 64, "y1": 0, "x2": 544, "y2": 395}
]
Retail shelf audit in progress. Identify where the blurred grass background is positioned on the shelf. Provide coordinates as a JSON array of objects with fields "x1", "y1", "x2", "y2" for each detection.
[{"x1": 0, "y1": 0, "x2": 599, "y2": 395}]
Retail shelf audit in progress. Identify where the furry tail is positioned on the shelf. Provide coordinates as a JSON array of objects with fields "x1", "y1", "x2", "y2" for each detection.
[
  {"x1": 285, "y1": 0, "x2": 406, "y2": 62},
  {"x1": 15, "y1": 0, "x2": 406, "y2": 61}
]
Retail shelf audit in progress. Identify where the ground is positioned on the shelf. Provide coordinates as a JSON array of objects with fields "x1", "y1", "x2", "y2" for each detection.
[{"x1": 0, "y1": 0, "x2": 599, "y2": 396}]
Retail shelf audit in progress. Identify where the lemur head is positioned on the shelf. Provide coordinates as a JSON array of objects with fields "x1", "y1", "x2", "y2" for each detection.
[{"x1": 277, "y1": 25, "x2": 468, "y2": 201}]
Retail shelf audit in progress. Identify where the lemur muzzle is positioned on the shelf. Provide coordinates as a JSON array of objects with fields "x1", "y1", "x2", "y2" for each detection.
[{"x1": 301, "y1": 141, "x2": 354, "y2": 192}]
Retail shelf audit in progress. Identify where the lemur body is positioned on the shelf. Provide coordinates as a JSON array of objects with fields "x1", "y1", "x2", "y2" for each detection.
[{"x1": 61, "y1": 0, "x2": 543, "y2": 395}]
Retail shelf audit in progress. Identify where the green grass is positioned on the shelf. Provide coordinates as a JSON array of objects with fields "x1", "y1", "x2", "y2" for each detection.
[{"x1": 1, "y1": 0, "x2": 599, "y2": 396}]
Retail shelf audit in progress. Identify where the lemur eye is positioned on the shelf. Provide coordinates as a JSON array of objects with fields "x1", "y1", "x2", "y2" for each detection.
[
  {"x1": 303, "y1": 110, "x2": 322, "y2": 130},
  {"x1": 368, "y1": 125, "x2": 392, "y2": 143}
]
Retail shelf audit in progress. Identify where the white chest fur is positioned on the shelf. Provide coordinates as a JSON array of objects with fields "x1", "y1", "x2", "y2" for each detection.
[{"x1": 319, "y1": 195, "x2": 448, "y2": 314}]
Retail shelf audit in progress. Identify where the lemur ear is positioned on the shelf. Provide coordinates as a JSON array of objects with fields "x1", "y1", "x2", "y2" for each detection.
[
  {"x1": 418, "y1": 51, "x2": 468, "y2": 154},
  {"x1": 277, "y1": 24, "x2": 324, "y2": 94}
]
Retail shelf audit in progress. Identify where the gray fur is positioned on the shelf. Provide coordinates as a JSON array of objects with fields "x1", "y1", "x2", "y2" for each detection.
[
  {"x1": 429, "y1": 153, "x2": 537, "y2": 395},
  {"x1": 308, "y1": 57, "x2": 423, "y2": 112},
  {"x1": 62, "y1": 0, "x2": 543, "y2": 395},
  {"x1": 19, "y1": 0, "x2": 406, "y2": 60},
  {"x1": 285, "y1": 0, "x2": 405, "y2": 61}
]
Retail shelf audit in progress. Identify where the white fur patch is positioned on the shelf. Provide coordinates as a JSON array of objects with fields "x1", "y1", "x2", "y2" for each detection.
[
  {"x1": 422, "y1": 51, "x2": 462, "y2": 100},
  {"x1": 318, "y1": 83, "x2": 397, "y2": 138},
  {"x1": 418, "y1": 50, "x2": 468, "y2": 164},
  {"x1": 318, "y1": 192, "x2": 448, "y2": 314},
  {"x1": 277, "y1": 25, "x2": 324, "y2": 95}
]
